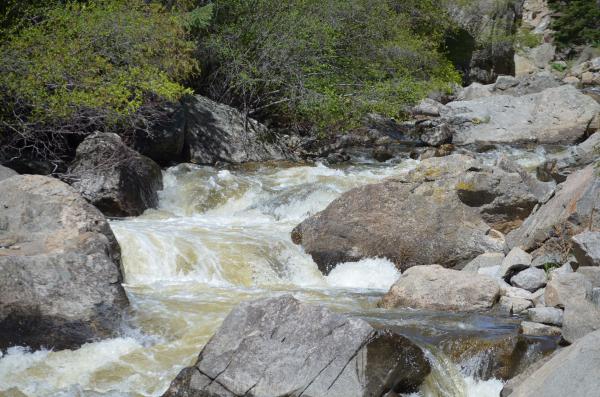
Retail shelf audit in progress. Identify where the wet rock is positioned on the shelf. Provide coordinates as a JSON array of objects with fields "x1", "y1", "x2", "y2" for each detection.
[
  {"x1": 462, "y1": 252, "x2": 505, "y2": 273},
  {"x1": 379, "y1": 265, "x2": 500, "y2": 311},
  {"x1": 183, "y1": 95, "x2": 289, "y2": 165},
  {"x1": 510, "y1": 267, "x2": 547, "y2": 292},
  {"x1": 577, "y1": 267, "x2": 600, "y2": 288},
  {"x1": 0, "y1": 165, "x2": 17, "y2": 181},
  {"x1": 506, "y1": 163, "x2": 600, "y2": 253},
  {"x1": 499, "y1": 296, "x2": 533, "y2": 315},
  {"x1": 562, "y1": 300, "x2": 600, "y2": 343},
  {"x1": 500, "y1": 351, "x2": 556, "y2": 397},
  {"x1": 372, "y1": 146, "x2": 394, "y2": 162},
  {"x1": 545, "y1": 273, "x2": 592, "y2": 308},
  {"x1": 67, "y1": 133, "x2": 163, "y2": 217},
  {"x1": 162, "y1": 296, "x2": 430, "y2": 397},
  {"x1": 519, "y1": 321, "x2": 561, "y2": 337},
  {"x1": 292, "y1": 155, "x2": 504, "y2": 273},
  {"x1": 443, "y1": 85, "x2": 600, "y2": 146},
  {"x1": 134, "y1": 103, "x2": 185, "y2": 165},
  {"x1": 0, "y1": 175, "x2": 128, "y2": 351},
  {"x1": 571, "y1": 231, "x2": 600, "y2": 267},
  {"x1": 527, "y1": 308, "x2": 563, "y2": 327},
  {"x1": 507, "y1": 330, "x2": 600, "y2": 397}
]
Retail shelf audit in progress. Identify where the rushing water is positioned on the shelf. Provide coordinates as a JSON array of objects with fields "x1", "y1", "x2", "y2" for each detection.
[{"x1": 0, "y1": 151, "x2": 560, "y2": 397}]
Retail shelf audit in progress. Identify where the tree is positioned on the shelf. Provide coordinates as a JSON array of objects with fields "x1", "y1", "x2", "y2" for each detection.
[{"x1": 0, "y1": 0, "x2": 197, "y2": 170}]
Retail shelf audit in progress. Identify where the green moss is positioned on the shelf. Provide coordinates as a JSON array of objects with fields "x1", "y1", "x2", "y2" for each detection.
[{"x1": 456, "y1": 181, "x2": 476, "y2": 191}]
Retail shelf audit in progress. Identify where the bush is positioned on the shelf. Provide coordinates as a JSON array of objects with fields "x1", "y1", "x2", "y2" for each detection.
[
  {"x1": 548, "y1": 0, "x2": 600, "y2": 49},
  {"x1": 0, "y1": 0, "x2": 197, "y2": 167},
  {"x1": 197, "y1": 0, "x2": 461, "y2": 134}
]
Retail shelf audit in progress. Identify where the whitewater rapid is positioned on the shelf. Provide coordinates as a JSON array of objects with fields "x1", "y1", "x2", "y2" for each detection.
[{"x1": 0, "y1": 153, "x2": 554, "y2": 396}]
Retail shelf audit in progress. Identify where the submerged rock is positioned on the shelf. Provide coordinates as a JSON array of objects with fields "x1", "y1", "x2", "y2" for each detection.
[
  {"x1": 505, "y1": 330, "x2": 600, "y2": 397},
  {"x1": 183, "y1": 95, "x2": 290, "y2": 165},
  {"x1": 379, "y1": 265, "x2": 500, "y2": 311},
  {"x1": 67, "y1": 133, "x2": 163, "y2": 217},
  {"x1": 0, "y1": 175, "x2": 128, "y2": 350},
  {"x1": 162, "y1": 295, "x2": 430, "y2": 397}
]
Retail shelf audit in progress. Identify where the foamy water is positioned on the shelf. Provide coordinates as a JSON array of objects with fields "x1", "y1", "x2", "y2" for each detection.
[{"x1": 1, "y1": 156, "x2": 549, "y2": 397}]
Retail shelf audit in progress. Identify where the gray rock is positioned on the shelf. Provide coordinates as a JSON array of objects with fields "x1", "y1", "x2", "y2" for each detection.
[
  {"x1": 536, "y1": 132, "x2": 600, "y2": 183},
  {"x1": 292, "y1": 155, "x2": 504, "y2": 274},
  {"x1": 572, "y1": 231, "x2": 600, "y2": 267},
  {"x1": 531, "y1": 43, "x2": 556, "y2": 68},
  {"x1": 527, "y1": 308, "x2": 563, "y2": 326},
  {"x1": 161, "y1": 296, "x2": 430, "y2": 397},
  {"x1": 531, "y1": 288, "x2": 546, "y2": 308},
  {"x1": 462, "y1": 252, "x2": 505, "y2": 273},
  {"x1": 419, "y1": 121, "x2": 453, "y2": 146},
  {"x1": 493, "y1": 72, "x2": 561, "y2": 96},
  {"x1": 520, "y1": 321, "x2": 562, "y2": 337},
  {"x1": 67, "y1": 133, "x2": 163, "y2": 217},
  {"x1": 134, "y1": 103, "x2": 185, "y2": 165},
  {"x1": 578, "y1": 267, "x2": 600, "y2": 288},
  {"x1": 506, "y1": 330, "x2": 600, "y2": 397},
  {"x1": 455, "y1": 161, "x2": 554, "y2": 233},
  {"x1": 562, "y1": 300, "x2": 600, "y2": 343},
  {"x1": 456, "y1": 82, "x2": 494, "y2": 100},
  {"x1": 0, "y1": 175, "x2": 128, "y2": 350},
  {"x1": 511, "y1": 267, "x2": 547, "y2": 292},
  {"x1": 183, "y1": 95, "x2": 289, "y2": 165},
  {"x1": 593, "y1": 288, "x2": 600, "y2": 306},
  {"x1": 498, "y1": 248, "x2": 532, "y2": 280},
  {"x1": 379, "y1": 265, "x2": 500, "y2": 311},
  {"x1": 0, "y1": 165, "x2": 17, "y2": 182},
  {"x1": 498, "y1": 296, "x2": 533, "y2": 314},
  {"x1": 442, "y1": 85, "x2": 600, "y2": 146},
  {"x1": 506, "y1": 163, "x2": 600, "y2": 253},
  {"x1": 412, "y1": 98, "x2": 447, "y2": 117},
  {"x1": 545, "y1": 273, "x2": 592, "y2": 308}
]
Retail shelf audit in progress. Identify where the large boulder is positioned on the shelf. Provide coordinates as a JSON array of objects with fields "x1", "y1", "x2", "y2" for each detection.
[
  {"x1": 544, "y1": 273, "x2": 592, "y2": 308},
  {"x1": 292, "y1": 155, "x2": 504, "y2": 274},
  {"x1": 162, "y1": 296, "x2": 430, "y2": 397},
  {"x1": 67, "y1": 133, "x2": 163, "y2": 217},
  {"x1": 562, "y1": 300, "x2": 600, "y2": 343},
  {"x1": 442, "y1": 85, "x2": 600, "y2": 146},
  {"x1": 0, "y1": 175, "x2": 128, "y2": 350},
  {"x1": 183, "y1": 95, "x2": 289, "y2": 165},
  {"x1": 536, "y1": 132, "x2": 600, "y2": 183},
  {"x1": 134, "y1": 103, "x2": 186, "y2": 166},
  {"x1": 378, "y1": 265, "x2": 500, "y2": 311},
  {"x1": 506, "y1": 163, "x2": 600, "y2": 253},
  {"x1": 505, "y1": 330, "x2": 600, "y2": 397},
  {"x1": 455, "y1": 158, "x2": 555, "y2": 232},
  {"x1": 571, "y1": 231, "x2": 600, "y2": 267}
]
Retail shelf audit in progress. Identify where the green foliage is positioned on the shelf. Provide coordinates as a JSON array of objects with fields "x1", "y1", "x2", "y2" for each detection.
[
  {"x1": 551, "y1": 62, "x2": 568, "y2": 72},
  {"x1": 515, "y1": 28, "x2": 542, "y2": 49},
  {"x1": 548, "y1": 0, "x2": 600, "y2": 49},
  {"x1": 0, "y1": 0, "x2": 197, "y2": 162},
  {"x1": 198, "y1": 0, "x2": 461, "y2": 134}
]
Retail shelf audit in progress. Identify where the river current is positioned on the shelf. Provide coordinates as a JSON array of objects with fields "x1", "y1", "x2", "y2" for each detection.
[{"x1": 0, "y1": 148, "x2": 555, "y2": 397}]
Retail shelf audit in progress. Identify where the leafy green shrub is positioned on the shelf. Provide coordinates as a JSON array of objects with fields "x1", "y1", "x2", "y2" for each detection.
[
  {"x1": 548, "y1": 0, "x2": 600, "y2": 49},
  {"x1": 0, "y1": 0, "x2": 197, "y2": 166},
  {"x1": 197, "y1": 0, "x2": 461, "y2": 134}
]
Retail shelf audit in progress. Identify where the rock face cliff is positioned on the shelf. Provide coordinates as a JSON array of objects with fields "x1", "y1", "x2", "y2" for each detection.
[
  {"x1": 446, "y1": 0, "x2": 524, "y2": 84},
  {"x1": 0, "y1": 175, "x2": 129, "y2": 350}
]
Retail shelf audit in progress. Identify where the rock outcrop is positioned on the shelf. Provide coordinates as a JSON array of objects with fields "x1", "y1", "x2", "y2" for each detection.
[
  {"x1": 379, "y1": 265, "x2": 500, "y2": 311},
  {"x1": 134, "y1": 103, "x2": 186, "y2": 166},
  {"x1": 505, "y1": 330, "x2": 600, "y2": 397},
  {"x1": 183, "y1": 95, "x2": 289, "y2": 165},
  {"x1": 292, "y1": 155, "x2": 504, "y2": 274},
  {"x1": 67, "y1": 133, "x2": 163, "y2": 217},
  {"x1": 162, "y1": 295, "x2": 430, "y2": 397},
  {"x1": 0, "y1": 175, "x2": 128, "y2": 350},
  {"x1": 444, "y1": 85, "x2": 600, "y2": 146},
  {"x1": 506, "y1": 162, "x2": 600, "y2": 254}
]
